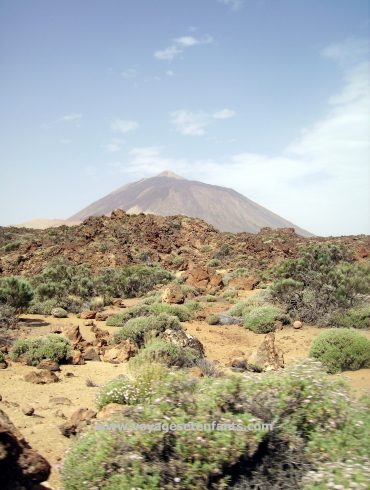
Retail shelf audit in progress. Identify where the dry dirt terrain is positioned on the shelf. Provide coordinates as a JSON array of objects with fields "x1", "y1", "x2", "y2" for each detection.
[{"x1": 1, "y1": 293, "x2": 369, "y2": 489}]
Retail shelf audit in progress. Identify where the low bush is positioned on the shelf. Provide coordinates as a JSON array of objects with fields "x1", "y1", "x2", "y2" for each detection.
[
  {"x1": 51, "y1": 307, "x2": 68, "y2": 318},
  {"x1": 130, "y1": 340, "x2": 200, "y2": 368},
  {"x1": 112, "y1": 314, "x2": 182, "y2": 347},
  {"x1": 10, "y1": 335, "x2": 72, "y2": 366},
  {"x1": 96, "y1": 362, "x2": 168, "y2": 410},
  {"x1": 0, "y1": 351, "x2": 5, "y2": 363},
  {"x1": 106, "y1": 304, "x2": 153, "y2": 326},
  {"x1": 228, "y1": 292, "x2": 269, "y2": 317},
  {"x1": 28, "y1": 299, "x2": 58, "y2": 315},
  {"x1": 270, "y1": 243, "x2": 370, "y2": 325},
  {"x1": 331, "y1": 304, "x2": 370, "y2": 330},
  {"x1": 107, "y1": 302, "x2": 192, "y2": 327},
  {"x1": 207, "y1": 258, "x2": 221, "y2": 267},
  {"x1": 95, "y1": 265, "x2": 173, "y2": 299},
  {"x1": 207, "y1": 314, "x2": 220, "y2": 325},
  {"x1": 0, "y1": 276, "x2": 34, "y2": 311},
  {"x1": 309, "y1": 328, "x2": 370, "y2": 373},
  {"x1": 150, "y1": 303, "x2": 192, "y2": 321},
  {"x1": 244, "y1": 305, "x2": 288, "y2": 334},
  {"x1": 63, "y1": 360, "x2": 367, "y2": 490},
  {"x1": 184, "y1": 300, "x2": 202, "y2": 312},
  {"x1": 0, "y1": 304, "x2": 18, "y2": 329},
  {"x1": 205, "y1": 295, "x2": 217, "y2": 302}
]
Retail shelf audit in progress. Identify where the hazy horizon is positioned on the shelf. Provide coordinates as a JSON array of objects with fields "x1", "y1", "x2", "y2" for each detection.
[{"x1": 0, "y1": 0, "x2": 369, "y2": 236}]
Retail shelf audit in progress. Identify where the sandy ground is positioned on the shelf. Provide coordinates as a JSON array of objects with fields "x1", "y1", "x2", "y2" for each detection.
[{"x1": 0, "y1": 293, "x2": 369, "y2": 489}]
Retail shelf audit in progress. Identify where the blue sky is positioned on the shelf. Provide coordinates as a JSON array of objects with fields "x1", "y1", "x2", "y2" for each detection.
[{"x1": 0, "y1": 0, "x2": 369, "y2": 235}]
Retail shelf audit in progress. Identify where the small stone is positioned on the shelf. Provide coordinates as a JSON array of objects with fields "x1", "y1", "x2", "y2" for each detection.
[
  {"x1": 80, "y1": 310, "x2": 97, "y2": 320},
  {"x1": 54, "y1": 409, "x2": 66, "y2": 419},
  {"x1": 84, "y1": 320, "x2": 95, "y2": 326},
  {"x1": 293, "y1": 320, "x2": 303, "y2": 329},
  {"x1": 49, "y1": 397, "x2": 72, "y2": 406},
  {"x1": 65, "y1": 372, "x2": 75, "y2": 378},
  {"x1": 37, "y1": 359, "x2": 60, "y2": 371},
  {"x1": 82, "y1": 347, "x2": 101, "y2": 361},
  {"x1": 24, "y1": 370, "x2": 59, "y2": 384},
  {"x1": 95, "y1": 312, "x2": 109, "y2": 321},
  {"x1": 22, "y1": 406, "x2": 35, "y2": 416}
]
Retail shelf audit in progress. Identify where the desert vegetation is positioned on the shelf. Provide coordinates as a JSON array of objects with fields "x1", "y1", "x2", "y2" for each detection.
[{"x1": 0, "y1": 217, "x2": 369, "y2": 490}]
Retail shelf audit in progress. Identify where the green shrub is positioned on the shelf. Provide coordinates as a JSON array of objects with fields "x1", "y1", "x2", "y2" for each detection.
[
  {"x1": 223, "y1": 288, "x2": 237, "y2": 300},
  {"x1": 207, "y1": 258, "x2": 221, "y2": 267},
  {"x1": 96, "y1": 375, "x2": 154, "y2": 410},
  {"x1": 32, "y1": 262, "x2": 94, "y2": 303},
  {"x1": 28, "y1": 299, "x2": 58, "y2": 315},
  {"x1": 331, "y1": 305, "x2": 370, "y2": 330},
  {"x1": 112, "y1": 314, "x2": 182, "y2": 347},
  {"x1": 0, "y1": 304, "x2": 18, "y2": 329},
  {"x1": 309, "y1": 328, "x2": 370, "y2": 373},
  {"x1": 270, "y1": 243, "x2": 370, "y2": 325},
  {"x1": 0, "y1": 351, "x2": 5, "y2": 363},
  {"x1": 88, "y1": 296, "x2": 105, "y2": 310},
  {"x1": 0, "y1": 276, "x2": 34, "y2": 311},
  {"x1": 228, "y1": 292, "x2": 269, "y2": 317},
  {"x1": 4, "y1": 241, "x2": 21, "y2": 252},
  {"x1": 205, "y1": 295, "x2": 217, "y2": 302},
  {"x1": 150, "y1": 303, "x2": 192, "y2": 321},
  {"x1": 184, "y1": 300, "x2": 202, "y2": 311},
  {"x1": 106, "y1": 304, "x2": 153, "y2": 326},
  {"x1": 108, "y1": 302, "x2": 192, "y2": 327},
  {"x1": 63, "y1": 359, "x2": 362, "y2": 490},
  {"x1": 244, "y1": 305, "x2": 288, "y2": 333},
  {"x1": 130, "y1": 340, "x2": 200, "y2": 368},
  {"x1": 181, "y1": 284, "x2": 199, "y2": 297},
  {"x1": 95, "y1": 265, "x2": 173, "y2": 299},
  {"x1": 207, "y1": 314, "x2": 220, "y2": 325},
  {"x1": 11, "y1": 335, "x2": 72, "y2": 366}
]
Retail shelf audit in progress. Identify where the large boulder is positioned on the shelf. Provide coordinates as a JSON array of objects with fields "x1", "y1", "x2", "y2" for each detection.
[
  {"x1": 102, "y1": 340, "x2": 138, "y2": 364},
  {"x1": 59, "y1": 408, "x2": 97, "y2": 437},
  {"x1": 228, "y1": 276, "x2": 260, "y2": 290},
  {"x1": 0, "y1": 408, "x2": 51, "y2": 489},
  {"x1": 161, "y1": 328, "x2": 205, "y2": 357},
  {"x1": 162, "y1": 284, "x2": 185, "y2": 304},
  {"x1": 248, "y1": 332, "x2": 284, "y2": 372},
  {"x1": 80, "y1": 310, "x2": 97, "y2": 320},
  {"x1": 62, "y1": 324, "x2": 83, "y2": 346},
  {"x1": 24, "y1": 370, "x2": 59, "y2": 384},
  {"x1": 186, "y1": 267, "x2": 210, "y2": 289}
]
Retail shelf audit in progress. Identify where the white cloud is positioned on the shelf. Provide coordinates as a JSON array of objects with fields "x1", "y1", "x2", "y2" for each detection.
[
  {"x1": 154, "y1": 45, "x2": 182, "y2": 61},
  {"x1": 170, "y1": 108, "x2": 235, "y2": 135},
  {"x1": 170, "y1": 110, "x2": 209, "y2": 136},
  {"x1": 213, "y1": 109, "x2": 236, "y2": 119},
  {"x1": 60, "y1": 113, "x2": 82, "y2": 122},
  {"x1": 104, "y1": 139, "x2": 124, "y2": 153},
  {"x1": 154, "y1": 34, "x2": 213, "y2": 61},
  {"x1": 218, "y1": 0, "x2": 244, "y2": 11},
  {"x1": 121, "y1": 68, "x2": 138, "y2": 79},
  {"x1": 166, "y1": 70, "x2": 175, "y2": 77},
  {"x1": 110, "y1": 119, "x2": 139, "y2": 134},
  {"x1": 321, "y1": 38, "x2": 369, "y2": 67}
]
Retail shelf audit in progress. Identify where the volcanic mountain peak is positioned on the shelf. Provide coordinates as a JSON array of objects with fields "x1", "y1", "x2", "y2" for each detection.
[
  {"x1": 157, "y1": 170, "x2": 186, "y2": 179},
  {"x1": 68, "y1": 172, "x2": 311, "y2": 236}
]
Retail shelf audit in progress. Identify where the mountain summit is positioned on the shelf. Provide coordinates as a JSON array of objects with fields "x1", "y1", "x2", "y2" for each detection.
[{"x1": 68, "y1": 171, "x2": 310, "y2": 236}]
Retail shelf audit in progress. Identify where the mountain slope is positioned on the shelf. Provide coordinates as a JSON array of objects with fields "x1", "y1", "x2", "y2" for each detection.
[{"x1": 69, "y1": 171, "x2": 311, "y2": 236}]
